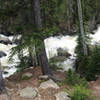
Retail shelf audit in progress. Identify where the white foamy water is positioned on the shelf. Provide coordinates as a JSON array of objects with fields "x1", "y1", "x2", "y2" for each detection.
[
  {"x1": 90, "y1": 26, "x2": 100, "y2": 44},
  {"x1": 0, "y1": 34, "x2": 29, "y2": 77},
  {"x1": 0, "y1": 39, "x2": 19, "y2": 77},
  {"x1": 0, "y1": 26, "x2": 100, "y2": 77},
  {"x1": 45, "y1": 35, "x2": 77, "y2": 71},
  {"x1": 45, "y1": 35, "x2": 77, "y2": 59},
  {"x1": 44, "y1": 26, "x2": 100, "y2": 70}
]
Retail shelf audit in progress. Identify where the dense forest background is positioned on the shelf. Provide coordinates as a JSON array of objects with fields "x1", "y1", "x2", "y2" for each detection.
[{"x1": 0, "y1": 0, "x2": 100, "y2": 100}]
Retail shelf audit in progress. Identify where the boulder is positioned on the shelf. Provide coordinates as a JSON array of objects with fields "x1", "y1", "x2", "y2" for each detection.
[
  {"x1": 39, "y1": 75, "x2": 49, "y2": 80},
  {"x1": 39, "y1": 79, "x2": 59, "y2": 89},
  {"x1": 3, "y1": 66, "x2": 11, "y2": 70},
  {"x1": 0, "y1": 94, "x2": 8, "y2": 100},
  {"x1": 0, "y1": 51, "x2": 7, "y2": 58},
  {"x1": 49, "y1": 56, "x2": 67, "y2": 62},
  {"x1": 3, "y1": 71, "x2": 8, "y2": 74},
  {"x1": 22, "y1": 72, "x2": 33, "y2": 80},
  {"x1": 19, "y1": 87, "x2": 38, "y2": 98},
  {"x1": 0, "y1": 36, "x2": 12, "y2": 45},
  {"x1": 13, "y1": 39, "x2": 21, "y2": 44},
  {"x1": 57, "y1": 48, "x2": 71, "y2": 57},
  {"x1": 55, "y1": 91, "x2": 71, "y2": 100}
]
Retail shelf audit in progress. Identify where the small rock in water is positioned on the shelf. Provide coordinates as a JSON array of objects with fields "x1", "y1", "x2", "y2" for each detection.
[
  {"x1": 3, "y1": 66, "x2": 9, "y2": 69},
  {"x1": 19, "y1": 87, "x2": 38, "y2": 98},
  {"x1": 39, "y1": 79, "x2": 59, "y2": 89},
  {"x1": 0, "y1": 51, "x2": 7, "y2": 58},
  {"x1": 0, "y1": 36, "x2": 12, "y2": 45},
  {"x1": 57, "y1": 48, "x2": 71, "y2": 57},
  {"x1": 55, "y1": 91, "x2": 71, "y2": 100},
  {"x1": 3, "y1": 71, "x2": 8, "y2": 74},
  {"x1": 49, "y1": 56, "x2": 67, "y2": 63},
  {"x1": 22, "y1": 72, "x2": 33, "y2": 80}
]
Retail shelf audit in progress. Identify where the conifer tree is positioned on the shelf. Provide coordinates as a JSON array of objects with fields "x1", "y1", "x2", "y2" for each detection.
[
  {"x1": 77, "y1": 0, "x2": 88, "y2": 56},
  {"x1": 32, "y1": 0, "x2": 52, "y2": 75}
]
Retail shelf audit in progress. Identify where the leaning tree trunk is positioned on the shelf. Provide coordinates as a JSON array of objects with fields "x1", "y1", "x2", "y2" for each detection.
[
  {"x1": 0, "y1": 68, "x2": 4, "y2": 94},
  {"x1": 0, "y1": 62, "x2": 11, "y2": 100},
  {"x1": 32, "y1": 0, "x2": 52, "y2": 75},
  {"x1": 77, "y1": 0, "x2": 88, "y2": 56}
]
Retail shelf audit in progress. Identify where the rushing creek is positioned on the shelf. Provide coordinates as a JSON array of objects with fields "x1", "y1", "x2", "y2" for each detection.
[{"x1": 0, "y1": 26, "x2": 100, "y2": 78}]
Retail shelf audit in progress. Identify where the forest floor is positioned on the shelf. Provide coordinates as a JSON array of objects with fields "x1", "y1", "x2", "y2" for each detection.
[
  {"x1": 89, "y1": 76, "x2": 100, "y2": 99},
  {"x1": 0, "y1": 66, "x2": 100, "y2": 100}
]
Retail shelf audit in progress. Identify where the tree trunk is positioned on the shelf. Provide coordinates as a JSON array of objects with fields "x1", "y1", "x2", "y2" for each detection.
[
  {"x1": 32, "y1": 0, "x2": 52, "y2": 75},
  {"x1": 29, "y1": 47, "x2": 37, "y2": 66},
  {"x1": 0, "y1": 62, "x2": 5, "y2": 94},
  {"x1": 97, "y1": 12, "x2": 100, "y2": 23},
  {"x1": 0, "y1": 62, "x2": 11, "y2": 100},
  {"x1": 66, "y1": 0, "x2": 73, "y2": 31},
  {"x1": 77, "y1": 0, "x2": 88, "y2": 56},
  {"x1": 0, "y1": 23, "x2": 3, "y2": 34},
  {"x1": 96, "y1": 0, "x2": 100, "y2": 24},
  {"x1": 33, "y1": 0, "x2": 42, "y2": 29}
]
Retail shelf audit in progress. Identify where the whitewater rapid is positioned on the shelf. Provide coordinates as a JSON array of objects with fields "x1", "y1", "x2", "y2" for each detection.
[{"x1": 0, "y1": 26, "x2": 100, "y2": 77}]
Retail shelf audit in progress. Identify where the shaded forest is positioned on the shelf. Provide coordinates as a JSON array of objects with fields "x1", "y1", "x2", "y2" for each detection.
[{"x1": 0, "y1": 0, "x2": 100, "y2": 100}]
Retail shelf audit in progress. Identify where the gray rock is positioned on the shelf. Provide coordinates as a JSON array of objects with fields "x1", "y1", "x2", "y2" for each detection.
[
  {"x1": 49, "y1": 56, "x2": 67, "y2": 62},
  {"x1": 3, "y1": 66, "x2": 11, "y2": 70},
  {"x1": 39, "y1": 75, "x2": 49, "y2": 80},
  {"x1": 55, "y1": 91, "x2": 71, "y2": 100},
  {"x1": 0, "y1": 36, "x2": 12, "y2": 45},
  {"x1": 3, "y1": 71, "x2": 8, "y2": 74},
  {"x1": 0, "y1": 51, "x2": 7, "y2": 58},
  {"x1": 22, "y1": 72, "x2": 33, "y2": 80},
  {"x1": 57, "y1": 48, "x2": 71, "y2": 57},
  {"x1": 39, "y1": 79, "x2": 59, "y2": 89},
  {"x1": 19, "y1": 87, "x2": 38, "y2": 98}
]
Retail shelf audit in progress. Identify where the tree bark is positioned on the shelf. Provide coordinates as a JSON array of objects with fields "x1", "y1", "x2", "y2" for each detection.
[
  {"x1": 29, "y1": 47, "x2": 37, "y2": 66},
  {"x1": 0, "y1": 62, "x2": 11, "y2": 100},
  {"x1": 77, "y1": 0, "x2": 88, "y2": 56},
  {"x1": 0, "y1": 23, "x2": 3, "y2": 34},
  {"x1": 96, "y1": 0, "x2": 100, "y2": 23},
  {"x1": 66, "y1": 0, "x2": 73, "y2": 31},
  {"x1": 0, "y1": 62, "x2": 5, "y2": 94},
  {"x1": 32, "y1": 0, "x2": 52, "y2": 75},
  {"x1": 33, "y1": 0, "x2": 42, "y2": 29}
]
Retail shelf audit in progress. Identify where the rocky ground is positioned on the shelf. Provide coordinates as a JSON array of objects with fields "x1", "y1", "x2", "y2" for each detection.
[
  {"x1": 89, "y1": 76, "x2": 100, "y2": 99},
  {"x1": 0, "y1": 66, "x2": 100, "y2": 100}
]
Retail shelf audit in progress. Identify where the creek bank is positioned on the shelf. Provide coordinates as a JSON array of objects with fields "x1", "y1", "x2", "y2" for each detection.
[
  {"x1": 2, "y1": 67, "x2": 70, "y2": 100},
  {"x1": 0, "y1": 66, "x2": 99, "y2": 100},
  {"x1": 89, "y1": 75, "x2": 100, "y2": 98}
]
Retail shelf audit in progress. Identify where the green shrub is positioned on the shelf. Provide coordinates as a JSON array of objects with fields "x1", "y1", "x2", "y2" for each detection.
[
  {"x1": 77, "y1": 55, "x2": 88, "y2": 76},
  {"x1": 49, "y1": 62, "x2": 64, "y2": 71},
  {"x1": 66, "y1": 69, "x2": 88, "y2": 88},
  {"x1": 49, "y1": 63, "x2": 59, "y2": 71},
  {"x1": 15, "y1": 56, "x2": 32, "y2": 73},
  {"x1": 70, "y1": 85, "x2": 90, "y2": 100},
  {"x1": 77, "y1": 45, "x2": 100, "y2": 81},
  {"x1": 86, "y1": 46, "x2": 100, "y2": 81}
]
